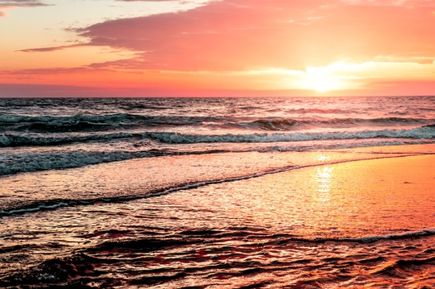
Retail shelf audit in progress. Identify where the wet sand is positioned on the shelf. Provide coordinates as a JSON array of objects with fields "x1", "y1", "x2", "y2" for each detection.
[{"x1": 0, "y1": 144, "x2": 434, "y2": 288}]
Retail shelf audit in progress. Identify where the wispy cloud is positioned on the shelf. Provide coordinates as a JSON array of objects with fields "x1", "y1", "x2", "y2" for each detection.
[
  {"x1": 18, "y1": 43, "x2": 88, "y2": 53},
  {"x1": 0, "y1": 0, "x2": 47, "y2": 8},
  {"x1": 0, "y1": 0, "x2": 48, "y2": 17}
]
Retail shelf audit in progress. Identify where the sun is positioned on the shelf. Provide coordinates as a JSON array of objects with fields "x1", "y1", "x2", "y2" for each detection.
[{"x1": 300, "y1": 66, "x2": 345, "y2": 93}]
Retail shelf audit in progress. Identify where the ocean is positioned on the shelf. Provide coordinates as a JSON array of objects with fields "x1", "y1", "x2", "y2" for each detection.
[
  {"x1": 0, "y1": 96, "x2": 434, "y2": 288},
  {"x1": 0, "y1": 96, "x2": 434, "y2": 176}
]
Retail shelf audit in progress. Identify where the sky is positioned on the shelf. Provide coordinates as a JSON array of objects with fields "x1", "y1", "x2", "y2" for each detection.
[{"x1": 0, "y1": 0, "x2": 435, "y2": 97}]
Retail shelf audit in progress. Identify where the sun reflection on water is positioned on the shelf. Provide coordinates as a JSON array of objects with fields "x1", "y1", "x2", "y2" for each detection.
[
  {"x1": 317, "y1": 154, "x2": 330, "y2": 162},
  {"x1": 316, "y1": 166, "x2": 333, "y2": 203}
]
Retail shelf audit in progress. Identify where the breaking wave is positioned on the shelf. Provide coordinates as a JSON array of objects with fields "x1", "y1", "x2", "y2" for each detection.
[
  {"x1": 146, "y1": 126, "x2": 435, "y2": 144},
  {"x1": 235, "y1": 117, "x2": 433, "y2": 131},
  {"x1": 0, "y1": 126, "x2": 433, "y2": 176},
  {"x1": 0, "y1": 113, "x2": 216, "y2": 133},
  {"x1": 1, "y1": 126, "x2": 433, "y2": 148},
  {"x1": 0, "y1": 113, "x2": 433, "y2": 133}
]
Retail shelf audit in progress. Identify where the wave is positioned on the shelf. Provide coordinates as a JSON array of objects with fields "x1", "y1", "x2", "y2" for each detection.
[
  {"x1": 0, "y1": 113, "x2": 221, "y2": 133},
  {"x1": 147, "y1": 126, "x2": 435, "y2": 144},
  {"x1": 237, "y1": 118, "x2": 298, "y2": 130},
  {"x1": 0, "y1": 150, "x2": 156, "y2": 176},
  {"x1": 1, "y1": 126, "x2": 433, "y2": 148},
  {"x1": 0, "y1": 148, "x2": 233, "y2": 176},
  {"x1": 1, "y1": 138, "x2": 429, "y2": 176},
  {"x1": 0, "y1": 131, "x2": 143, "y2": 147},
  {"x1": 1, "y1": 113, "x2": 433, "y2": 134},
  {"x1": 272, "y1": 229, "x2": 435, "y2": 244},
  {"x1": 371, "y1": 255, "x2": 435, "y2": 277},
  {"x1": 234, "y1": 117, "x2": 434, "y2": 131},
  {"x1": 0, "y1": 127, "x2": 433, "y2": 176}
]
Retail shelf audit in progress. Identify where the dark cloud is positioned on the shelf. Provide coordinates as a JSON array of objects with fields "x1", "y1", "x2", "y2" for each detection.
[
  {"x1": 0, "y1": 83, "x2": 99, "y2": 97},
  {"x1": 0, "y1": 0, "x2": 47, "y2": 7}
]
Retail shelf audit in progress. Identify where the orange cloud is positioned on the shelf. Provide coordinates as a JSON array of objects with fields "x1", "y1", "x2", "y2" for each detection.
[{"x1": 58, "y1": 0, "x2": 433, "y2": 71}]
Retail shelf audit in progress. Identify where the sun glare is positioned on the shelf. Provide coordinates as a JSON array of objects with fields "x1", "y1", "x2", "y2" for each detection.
[{"x1": 301, "y1": 66, "x2": 346, "y2": 93}]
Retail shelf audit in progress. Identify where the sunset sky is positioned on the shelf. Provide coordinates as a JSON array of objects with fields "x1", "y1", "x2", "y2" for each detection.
[{"x1": 1, "y1": 0, "x2": 435, "y2": 97}]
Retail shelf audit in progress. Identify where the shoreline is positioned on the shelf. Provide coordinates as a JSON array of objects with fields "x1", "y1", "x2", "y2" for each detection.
[
  {"x1": 1, "y1": 143, "x2": 434, "y2": 216},
  {"x1": 1, "y1": 139, "x2": 434, "y2": 177}
]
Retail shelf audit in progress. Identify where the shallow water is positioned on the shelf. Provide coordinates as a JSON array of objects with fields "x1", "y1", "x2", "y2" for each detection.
[
  {"x1": 0, "y1": 153, "x2": 434, "y2": 288},
  {"x1": 0, "y1": 150, "x2": 404, "y2": 214}
]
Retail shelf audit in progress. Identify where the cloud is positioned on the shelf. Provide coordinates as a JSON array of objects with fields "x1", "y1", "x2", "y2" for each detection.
[
  {"x1": 119, "y1": 0, "x2": 193, "y2": 1},
  {"x1": 13, "y1": 0, "x2": 435, "y2": 72},
  {"x1": 18, "y1": 43, "x2": 88, "y2": 53},
  {"x1": 0, "y1": 83, "x2": 99, "y2": 97},
  {"x1": 70, "y1": 0, "x2": 327, "y2": 70},
  {"x1": 55, "y1": 0, "x2": 432, "y2": 71},
  {"x1": 340, "y1": 0, "x2": 435, "y2": 7},
  {"x1": 4, "y1": 0, "x2": 435, "y2": 96},
  {"x1": 0, "y1": 0, "x2": 47, "y2": 7},
  {"x1": 341, "y1": 0, "x2": 407, "y2": 6},
  {"x1": 0, "y1": 0, "x2": 48, "y2": 16}
]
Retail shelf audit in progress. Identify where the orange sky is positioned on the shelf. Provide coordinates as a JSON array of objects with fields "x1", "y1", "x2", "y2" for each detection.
[{"x1": 1, "y1": 0, "x2": 435, "y2": 97}]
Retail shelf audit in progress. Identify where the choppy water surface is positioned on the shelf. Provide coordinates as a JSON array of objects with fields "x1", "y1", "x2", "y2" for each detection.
[
  {"x1": 0, "y1": 97, "x2": 434, "y2": 288},
  {"x1": 0, "y1": 96, "x2": 434, "y2": 175}
]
